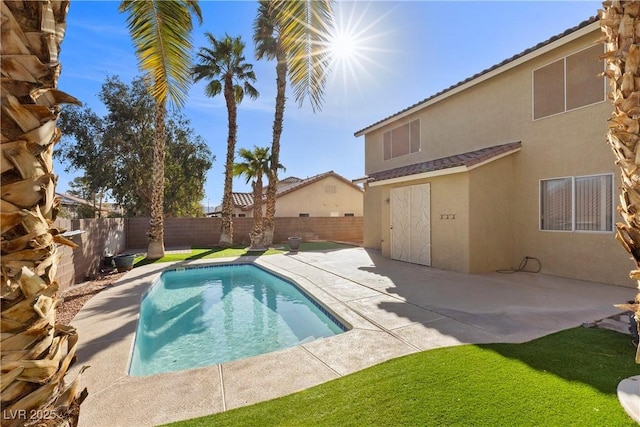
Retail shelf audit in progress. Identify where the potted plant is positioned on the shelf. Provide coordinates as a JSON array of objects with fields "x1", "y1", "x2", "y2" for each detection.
[
  {"x1": 114, "y1": 253, "x2": 136, "y2": 272},
  {"x1": 288, "y1": 237, "x2": 301, "y2": 252}
]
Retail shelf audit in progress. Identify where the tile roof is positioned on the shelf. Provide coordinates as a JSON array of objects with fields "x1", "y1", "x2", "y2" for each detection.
[
  {"x1": 274, "y1": 171, "x2": 360, "y2": 198},
  {"x1": 354, "y1": 16, "x2": 598, "y2": 136},
  {"x1": 367, "y1": 141, "x2": 522, "y2": 183},
  {"x1": 231, "y1": 192, "x2": 253, "y2": 207},
  {"x1": 279, "y1": 176, "x2": 303, "y2": 185}
]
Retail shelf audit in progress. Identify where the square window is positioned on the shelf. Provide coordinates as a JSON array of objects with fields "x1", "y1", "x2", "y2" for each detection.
[
  {"x1": 382, "y1": 119, "x2": 420, "y2": 160},
  {"x1": 533, "y1": 45, "x2": 604, "y2": 120},
  {"x1": 540, "y1": 174, "x2": 613, "y2": 232}
]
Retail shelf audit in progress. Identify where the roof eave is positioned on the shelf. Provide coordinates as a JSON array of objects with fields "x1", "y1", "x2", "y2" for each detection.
[{"x1": 368, "y1": 146, "x2": 521, "y2": 187}]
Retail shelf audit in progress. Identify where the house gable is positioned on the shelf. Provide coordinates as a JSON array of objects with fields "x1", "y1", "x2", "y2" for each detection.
[
  {"x1": 355, "y1": 15, "x2": 632, "y2": 288},
  {"x1": 221, "y1": 171, "x2": 363, "y2": 217}
]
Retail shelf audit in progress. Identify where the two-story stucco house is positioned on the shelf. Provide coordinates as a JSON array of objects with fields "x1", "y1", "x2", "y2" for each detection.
[{"x1": 354, "y1": 17, "x2": 633, "y2": 288}]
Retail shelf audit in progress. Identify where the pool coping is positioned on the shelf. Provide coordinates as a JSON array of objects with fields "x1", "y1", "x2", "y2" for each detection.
[
  {"x1": 69, "y1": 249, "x2": 635, "y2": 426},
  {"x1": 71, "y1": 255, "x2": 418, "y2": 426},
  {"x1": 128, "y1": 261, "x2": 355, "y2": 377}
]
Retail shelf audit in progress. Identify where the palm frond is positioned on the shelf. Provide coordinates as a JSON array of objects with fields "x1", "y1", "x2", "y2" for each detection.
[
  {"x1": 194, "y1": 33, "x2": 258, "y2": 105},
  {"x1": 253, "y1": 0, "x2": 279, "y2": 60},
  {"x1": 275, "y1": 0, "x2": 334, "y2": 112},
  {"x1": 120, "y1": 0, "x2": 202, "y2": 108}
]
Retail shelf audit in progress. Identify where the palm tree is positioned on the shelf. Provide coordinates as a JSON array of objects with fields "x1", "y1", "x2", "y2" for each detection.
[
  {"x1": 600, "y1": 1, "x2": 640, "y2": 363},
  {"x1": 253, "y1": 0, "x2": 334, "y2": 246},
  {"x1": 193, "y1": 33, "x2": 259, "y2": 247},
  {"x1": 120, "y1": 0, "x2": 202, "y2": 259},
  {"x1": 233, "y1": 147, "x2": 272, "y2": 248},
  {"x1": 1, "y1": 2, "x2": 89, "y2": 425}
]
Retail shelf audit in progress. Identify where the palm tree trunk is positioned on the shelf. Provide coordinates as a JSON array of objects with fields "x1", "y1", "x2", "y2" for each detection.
[
  {"x1": 600, "y1": 0, "x2": 640, "y2": 363},
  {"x1": 263, "y1": 50, "x2": 288, "y2": 246},
  {"x1": 147, "y1": 101, "x2": 166, "y2": 259},
  {"x1": 219, "y1": 76, "x2": 237, "y2": 247},
  {"x1": 250, "y1": 177, "x2": 264, "y2": 248},
  {"x1": 1, "y1": 1, "x2": 88, "y2": 424}
]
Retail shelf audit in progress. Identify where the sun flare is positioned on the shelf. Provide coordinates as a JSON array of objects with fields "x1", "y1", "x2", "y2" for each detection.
[
  {"x1": 330, "y1": 28, "x2": 360, "y2": 62},
  {"x1": 324, "y1": 2, "x2": 391, "y2": 92}
]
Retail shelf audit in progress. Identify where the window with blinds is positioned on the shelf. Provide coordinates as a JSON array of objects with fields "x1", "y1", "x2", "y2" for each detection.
[
  {"x1": 383, "y1": 119, "x2": 420, "y2": 160},
  {"x1": 533, "y1": 44, "x2": 605, "y2": 120},
  {"x1": 540, "y1": 174, "x2": 613, "y2": 232}
]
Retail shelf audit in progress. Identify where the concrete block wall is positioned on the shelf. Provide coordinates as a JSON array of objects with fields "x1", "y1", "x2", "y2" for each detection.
[
  {"x1": 55, "y1": 216, "x2": 361, "y2": 291},
  {"x1": 126, "y1": 217, "x2": 363, "y2": 249},
  {"x1": 55, "y1": 218, "x2": 126, "y2": 291}
]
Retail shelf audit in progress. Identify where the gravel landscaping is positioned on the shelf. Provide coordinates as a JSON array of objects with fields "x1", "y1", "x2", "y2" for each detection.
[{"x1": 56, "y1": 270, "x2": 127, "y2": 325}]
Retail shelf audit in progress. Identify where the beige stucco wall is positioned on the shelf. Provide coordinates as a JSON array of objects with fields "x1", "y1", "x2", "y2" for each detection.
[
  {"x1": 428, "y1": 173, "x2": 470, "y2": 272},
  {"x1": 362, "y1": 183, "x2": 384, "y2": 249},
  {"x1": 241, "y1": 175, "x2": 363, "y2": 218},
  {"x1": 276, "y1": 176, "x2": 363, "y2": 217},
  {"x1": 359, "y1": 23, "x2": 634, "y2": 287},
  {"x1": 369, "y1": 172, "x2": 470, "y2": 273},
  {"x1": 468, "y1": 156, "x2": 515, "y2": 273}
]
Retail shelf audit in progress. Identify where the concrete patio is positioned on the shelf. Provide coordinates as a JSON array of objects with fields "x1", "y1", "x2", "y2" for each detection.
[{"x1": 68, "y1": 247, "x2": 636, "y2": 426}]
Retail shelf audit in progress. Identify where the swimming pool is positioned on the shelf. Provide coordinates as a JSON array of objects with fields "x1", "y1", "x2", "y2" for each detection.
[{"x1": 129, "y1": 263, "x2": 348, "y2": 376}]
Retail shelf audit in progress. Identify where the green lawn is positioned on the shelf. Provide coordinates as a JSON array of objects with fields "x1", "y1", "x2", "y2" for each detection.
[
  {"x1": 133, "y1": 242, "x2": 356, "y2": 266},
  {"x1": 164, "y1": 328, "x2": 638, "y2": 426}
]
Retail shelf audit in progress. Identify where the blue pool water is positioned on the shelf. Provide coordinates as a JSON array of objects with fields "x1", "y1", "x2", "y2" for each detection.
[{"x1": 129, "y1": 264, "x2": 347, "y2": 376}]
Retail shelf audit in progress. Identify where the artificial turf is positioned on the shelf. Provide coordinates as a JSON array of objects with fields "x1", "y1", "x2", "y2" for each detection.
[
  {"x1": 133, "y1": 242, "x2": 356, "y2": 266},
  {"x1": 164, "y1": 327, "x2": 639, "y2": 426}
]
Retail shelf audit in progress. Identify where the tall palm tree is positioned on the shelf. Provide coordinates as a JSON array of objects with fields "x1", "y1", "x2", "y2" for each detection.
[
  {"x1": 600, "y1": 0, "x2": 640, "y2": 362},
  {"x1": 233, "y1": 147, "x2": 272, "y2": 248},
  {"x1": 1, "y1": 1, "x2": 89, "y2": 425},
  {"x1": 193, "y1": 34, "x2": 259, "y2": 247},
  {"x1": 253, "y1": 0, "x2": 334, "y2": 246},
  {"x1": 120, "y1": 0, "x2": 202, "y2": 259}
]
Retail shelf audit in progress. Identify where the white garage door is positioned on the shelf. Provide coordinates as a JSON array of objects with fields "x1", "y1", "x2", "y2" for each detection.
[{"x1": 390, "y1": 183, "x2": 431, "y2": 265}]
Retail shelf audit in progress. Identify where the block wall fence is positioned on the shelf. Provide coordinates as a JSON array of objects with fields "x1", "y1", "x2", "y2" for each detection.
[
  {"x1": 55, "y1": 216, "x2": 362, "y2": 291},
  {"x1": 55, "y1": 218, "x2": 126, "y2": 291}
]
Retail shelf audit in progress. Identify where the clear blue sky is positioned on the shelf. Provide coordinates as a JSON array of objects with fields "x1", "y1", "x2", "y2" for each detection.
[{"x1": 57, "y1": 0, "x2": 602, "y2": 210}]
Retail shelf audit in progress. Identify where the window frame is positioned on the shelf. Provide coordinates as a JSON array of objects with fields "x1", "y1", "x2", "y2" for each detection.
[
  {"x1": 532, "y1": 44, "x2": 606, "y2": 121},
  {"x1": 539, "y1": 173, "x2": 614, "y2": 233},
  {"x1": 383, "y1": 119, "x2": 421, "y2": 161}
]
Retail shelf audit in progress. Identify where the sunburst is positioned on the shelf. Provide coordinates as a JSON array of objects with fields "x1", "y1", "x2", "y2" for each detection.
[{"x1": 326, "y1": 2, "x2": 392, "y2": 92}]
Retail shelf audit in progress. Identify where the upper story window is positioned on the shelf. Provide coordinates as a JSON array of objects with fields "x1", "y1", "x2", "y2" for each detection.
[
  {"x1": 383, "y1": 119, "x2": 420, "y2": 160},
  {"x1": 533, "y1": 44, "x2": 605, "y2": 120}
]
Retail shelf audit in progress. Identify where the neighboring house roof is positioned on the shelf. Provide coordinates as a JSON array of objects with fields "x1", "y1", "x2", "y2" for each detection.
[
  {"x1": 215, "y1": 171, "x2": 363, "y2": 212},
  {"x1": 354, "y1": 16, "x2": 598, "y2": 136},
  {"x1": 364, "y1": 141, "x2": 522, "y2": 185},
  {"x1": 232, "y1": 192, "x2": 253, "y2": 207},
  {"x1": 278, "y1": 176, "x2": 303, "y2": 186},
  {"x1": 271, "y1": 170, "x2": 362, "y2": 200},
  {"x1": 57, "y1": 192, "x2": 94, "y2": 207}
]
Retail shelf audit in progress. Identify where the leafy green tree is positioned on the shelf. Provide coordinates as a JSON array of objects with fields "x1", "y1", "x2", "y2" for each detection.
[
  {"x1": 253, "y1": 0, "x2": 335, "y2": 245},
  {"x1": 58, "y1": 76, "x2": 213, "y2": 218},
  {"x1": 120, "y1": 0, "x2": 203, "y2": 259},
  {"x1": 193, "y1": 33, "x2": 259, "y2": 247},
  {"x1": 164, "y1": 114, "x2": 213, "y2": 217},
  {"x1": 67, "y1": 176, "x2": 103, "y2": 219}
]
